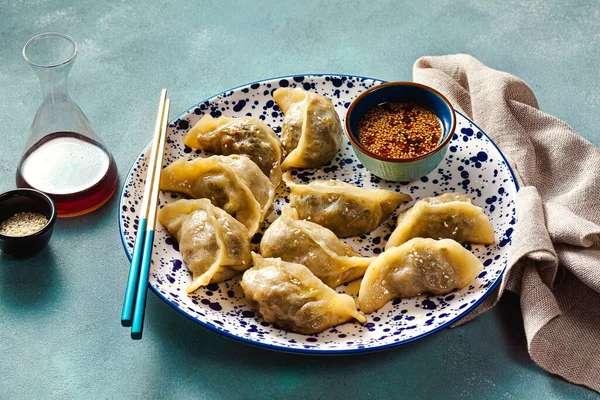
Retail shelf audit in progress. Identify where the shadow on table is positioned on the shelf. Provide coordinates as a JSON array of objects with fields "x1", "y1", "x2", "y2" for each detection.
[
  {"x1": 140, "y1": 289, "x2": 551, "y2": 398},
  {"x1": 56, "y1": 180, "x2": 121, "y2": 232},
  {"x1": 493, "y1": 291, "x2": 533, "y2": 366},
  {"x1": 143, "y1": 292, "x2": 429, "y2": 384},
  {"x1": 0, "y1": 186, "x2": 120, "y2": 311},
  {"x1": 0, "y1": 246, "x2": 61, "y2": 308},
  {"x1": 494, "y1": 292, "x2": 599, "y2": 397}
]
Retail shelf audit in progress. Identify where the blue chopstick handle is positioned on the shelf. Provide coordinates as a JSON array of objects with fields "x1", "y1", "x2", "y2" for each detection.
[
  {"x1": 131, "y1": 229, "x2": 155, "y2": 340},
  {"x1": 121, "y1": 218, "x2": 147, "y2": 327}
]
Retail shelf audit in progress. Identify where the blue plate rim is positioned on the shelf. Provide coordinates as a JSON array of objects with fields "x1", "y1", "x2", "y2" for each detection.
[{"x1": 117, "y1": 73, "x2": 519, "y2": 355}]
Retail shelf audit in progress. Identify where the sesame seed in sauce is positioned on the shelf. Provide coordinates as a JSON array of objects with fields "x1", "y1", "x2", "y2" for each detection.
[{"x1": 357, "y1": 102, "x2": 442, "y2": 159}]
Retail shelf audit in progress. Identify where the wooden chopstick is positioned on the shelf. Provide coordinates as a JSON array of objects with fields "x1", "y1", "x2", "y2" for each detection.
[
  {"x1": 121, "y1": 89, "x2": 167, "y2": 327},
  {"x1": 130, "y1": 98, "x2": 171, "y2": 340}
]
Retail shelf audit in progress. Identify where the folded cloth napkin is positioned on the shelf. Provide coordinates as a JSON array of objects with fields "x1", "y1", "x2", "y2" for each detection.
[{"x1": 413, "y1": 54, "x2": 600, "y2": 392}]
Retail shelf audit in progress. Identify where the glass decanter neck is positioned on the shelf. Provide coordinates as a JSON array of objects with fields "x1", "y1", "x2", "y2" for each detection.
[
  {"x1": 23, "y1": 33, "x2": 77, "y2": 101},
  {"x1": 35, "y1": 67, "x2": 71, "y2": 100}
]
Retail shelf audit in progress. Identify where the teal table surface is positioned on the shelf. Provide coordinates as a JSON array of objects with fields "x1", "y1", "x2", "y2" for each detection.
[{"x1": 1, "y1": 1, "x2": 599, "y2": 399}]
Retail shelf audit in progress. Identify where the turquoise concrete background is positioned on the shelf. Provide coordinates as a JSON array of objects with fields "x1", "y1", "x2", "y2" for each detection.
[{"x1": 1, "y1": 0, "x2": 599, "y2": 398}]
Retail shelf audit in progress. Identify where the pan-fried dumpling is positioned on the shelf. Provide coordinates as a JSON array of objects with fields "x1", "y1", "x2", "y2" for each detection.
[
  {"x1": 273, "y1": 88, "x2": 342, "y2": 170},
  {"x1": 386, "y1": 192, "x2": 494, "y2": 249},
  {"x1": 160, "y1": 155, "x2": 275, "y2": 236},
  {"x1": 359, "y1": 238, "x2": 483, "y2": 313},
  {"x1": 260, "y1": 208, "x2": 373, "y2": 287},
  {"x1": 241, "y1": 253, "x2": 366, "y2": 334},
  {"x1": 157, "y1": 199, "x2": 252, "y2": 293},
  {"x1": 183, "y1": 115, "x2": 283, "y2": 185},
  {"x1": 283, "y1": 172, "x2": 412, "y2": 237}
]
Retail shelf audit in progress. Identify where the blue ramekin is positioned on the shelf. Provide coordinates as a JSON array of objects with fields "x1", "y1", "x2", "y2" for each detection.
[{"x1": 345, "y1": 82, "x2": 456, "y2": 182}]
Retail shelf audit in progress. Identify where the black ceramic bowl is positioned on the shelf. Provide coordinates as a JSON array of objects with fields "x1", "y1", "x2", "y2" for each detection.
[{"x1": 0, "y1": 189, "x2": 56, "y2": 256}]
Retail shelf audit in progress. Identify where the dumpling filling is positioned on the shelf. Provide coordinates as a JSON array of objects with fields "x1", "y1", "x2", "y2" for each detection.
[
  {"x1": 157, "y1": 199, "x2": 252, "y2": 293},
  {"x1": 241, "y1": 253, "x2": 366, "y2": 334},
  {"x1": 359, "y1": 238, "x2": 483, "y2": 313},
  {"x1": 160, "y1": 155, "x2": 275, "y2": 236},
  {"x1": 273, "y1": 88, "x2": 342, "y2": 170},
  {"x1": 260, "y1": 208, "x2": 373, "y2": 287},
  {"x1": 283, "y1": 172, "x2": 412, "y2": 237},
  {"x1": 184, "y1": 115, "x2": 283, "y2": 185},
  {"x1": 386, "y1": 192, "x2": 494, "y2": 249}
]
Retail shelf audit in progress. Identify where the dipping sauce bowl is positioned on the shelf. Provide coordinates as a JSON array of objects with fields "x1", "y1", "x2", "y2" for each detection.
[
  {"x1": 345, "y1": 82, "x2": 456, "y2": 182},
  {"x1": 0, "y1": 188, "x2": 57, "y2": 256}
]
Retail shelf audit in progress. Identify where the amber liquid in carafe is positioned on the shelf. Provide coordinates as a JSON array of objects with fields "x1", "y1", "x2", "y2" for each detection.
[{"x1": 16, "y1": 131, "x2": 118, "y2": 217}]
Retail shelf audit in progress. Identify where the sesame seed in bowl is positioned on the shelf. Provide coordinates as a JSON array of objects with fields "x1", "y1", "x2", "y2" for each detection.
[
  {"x1": 0, "y1": 188, "x2": 56, "y2": 256},
  {"x1": 357, "y1": 102, "x2": 443, "y2": 159},
  {"x1": 0, "y1": 212, "x2": 48, "y2": 237}
]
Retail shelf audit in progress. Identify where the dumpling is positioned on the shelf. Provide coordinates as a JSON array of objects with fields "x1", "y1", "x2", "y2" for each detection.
[
  {"x1": 260, "y1": 208, "x2": 373, "y2": 287},
  {"x1": 283, "y1": 172, "x2": 412, "y2": 237},
  {"x1": 359, "y1": 238, "x2": 483, "y2": 313},
  {"x1": 160, "y1": 155, "x2": 275, "y2": 236},
  {"x1": 183, "y1": 115, "x2": 283, "y2": 185},
  {"x1": 273, "y1": 87, "x2": 342, "y2": 170},
  {"x1": 241, "y1": 253, "x2": 366, "y2": 334},
  {"x1": 385, "y1": 192, "x2": 494, "y2": 249},
  {"x1": 157, "y1": 199, "x2": 252, "y2": 293}
]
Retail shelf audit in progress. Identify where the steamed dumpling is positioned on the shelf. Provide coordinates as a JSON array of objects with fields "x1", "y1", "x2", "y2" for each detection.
[
  {"x1": 260, "y1": 208, "x2": 373, "y2": 288},
  {"x1": 160, "y1": 155, "x2": 275, "y2": 236},
  {"x1": 359, "y1": 238, "x2": 483, "y2": 313},
  {"x1": 386, "y1": 192, "x2": 494, "y2": 249},
  {"x1": 157, "y1": 199, "x2": 252, "y2": 293},
  {"x1": 241, "y1": 253, "x2": 366, "y2": 334},
  {"x1": 273, "y1": 87, "x2": 342, "y2": 170},
  {"x1": 183, "y1": 115, "x2": 283, "y2": 185},
  {"x1": 283, "y1": 172, "x2": 412, "y2": 237}
]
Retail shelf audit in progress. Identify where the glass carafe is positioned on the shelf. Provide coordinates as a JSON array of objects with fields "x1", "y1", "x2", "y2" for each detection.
[{"x1": 17, "y1": 32, "x2": 118, "y2": 217}]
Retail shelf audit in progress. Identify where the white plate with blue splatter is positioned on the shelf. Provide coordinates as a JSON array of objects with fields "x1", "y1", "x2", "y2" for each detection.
[{"x1": 119, "y1": 75, "x2": 518, "y2": 354}]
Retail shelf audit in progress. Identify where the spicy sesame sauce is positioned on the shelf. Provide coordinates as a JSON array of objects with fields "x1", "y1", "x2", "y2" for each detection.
[{"x1": 357, "y1": 102, "x2": 442, "y2": 159}]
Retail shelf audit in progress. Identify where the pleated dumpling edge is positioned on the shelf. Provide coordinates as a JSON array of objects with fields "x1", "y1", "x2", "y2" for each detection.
[
  {"x1": 183, "y1": 115, "x2": 283, "y2": 186},
  {"x1": 157, "y1": 198, "x2": 252, "y2": 293},
  {"x1": 274, "y1": 87, "x2": 342, "y2": 170},
  {"x1": 283, "y1": 171, "x2": 412, "y2": 237},
  {"x1": 385, "y1": 192, "x2": 494, "y2": 249},
  {"x1": 241, "y1": 252, "x2": 366, "y2": 335},
  {"x1": 260, "y1": 207, "x2": 374, "y2": 288},
  {"x1": 159, "y1": 155, "x2": 275, "y2": 237},
  {"x1": 359, "y1": 238, "x2": 483, "y2": 314}
]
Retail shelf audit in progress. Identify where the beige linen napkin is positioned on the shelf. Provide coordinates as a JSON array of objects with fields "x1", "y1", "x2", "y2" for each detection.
[{"x1": 413, "y1": 54, "x2": 600, "y2": 393}]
